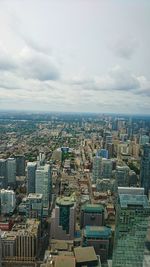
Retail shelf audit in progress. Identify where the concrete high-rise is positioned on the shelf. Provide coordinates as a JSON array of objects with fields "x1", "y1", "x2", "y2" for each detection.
[
  {"x1": 50, "y1": 196, "x2": 76, "y2": 240},
  {"x1": 140, "y1": 143, "x2": 150, "y2": 195},
  {"x1": 92, "y1": 156, "x2": 102, "y2": 182},
  {"x1": 112, "y1": 191, "x2": 150, "y2": 267},
  {"x1": 27, "y1": 162, "x2": 37, "y2": 194},
  {"x1": 0, "y1": 189, "x2": 16, "y2": 215},
  {"x1": 81, "y1": 204, "x2": 104, "y2": 229},
  {"x1": 35, "y1": 164, "x2": 51, "y2": 216},
  {"x1": 7, "y1": 158, "x2": 16, "y2": 187},
  {"x1": 26, "y1": 193, "x2": 43, "y2": 219}
]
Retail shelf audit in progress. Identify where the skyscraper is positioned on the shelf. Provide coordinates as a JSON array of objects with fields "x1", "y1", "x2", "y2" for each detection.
[
  {"x1": 15, "y1": 155, "x2": 25, "y2": 176},
  {"x1": 0, "y1": 159, "x2": 7, "y2": 188},
  {"x1": 115, "y1": 166, "x2": 129, "y2": 187},
  {"x1": 140, "y1": 143, "x2": 150, "y2": 195},
  {"x1": 102, "y1": 159, "x2": 112, "y2": 178},
  {"x1": 7, "y1": 158, "x2": 16, "y2": 187},
  {"x1": 27, "y1": 162, "x2": 37, "y2": 194},
  {"x1": 92, "y1": 156, "x2": 102, "y2": 182},
  {"x1": 50, "y1": 196, "x2": 76, "y2": 240},
  {"x1": 112, "y1": 191, "x2": 150, "y2": 267},
  {"x1": 0, "y1": 189, "x2": 16, "y2": 215},
  {"x1": 35, "y1": 164, "x2": 51, "y2": 216}
]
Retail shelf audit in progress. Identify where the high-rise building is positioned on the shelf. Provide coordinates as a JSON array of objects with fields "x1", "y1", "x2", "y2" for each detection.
[
  {"x1": 102, "y1": 159, "x2": 112, "y2": 178},
  {"x1": 15, "y1": 155, "x2": 25, "y2": 176},
  {"x1": 106, "y1": 143, "x2": 114, "y2": 159},
  {"x1": 139, "y1": 135, "x2": 149, "y2": 146},
  {"x1": 115, "y1": 166, "x2": 129, "y2": 187},
  {"x1": 0, "y1": 159, "x2": 7, "y2": 188},
  {"x1": 83, "y1": 226, "x2": 112, "y2": 263},
  {"x1": 0, "y1": 189, "x2": 16, "y2": 215},
  {"x1": 81, "y1": 204, "x2": 104, "y2": 229},
  {"x1": 50, "y1": 196, "x2": 76, "y2": 240},
  {"x1": 13, "y1": 219, "x2": 40, "y2": 261},
  {"x1": 140, "y1": 143, "x2": 150, "y2": 195},
  {"x1": 1, "y1": 231, "x2": 16, "y2": 260},
  {"x1": 92, "y1": 156, "x2": 102, "y2": 182},
  {"x1": 35, "y1": 164, "x2": 51, "y2": 216},
  {"x1": 7, "y1": 158, "x2": 16, "y2": 187},
  {"x1": 27, "y1": 162, "x2": 37, "y2": 194},
  {"x1": 112, "y1": 192, "x2": 150, "y2": 267},
  {"x1": 97, "y1": 149, "x2": 108, "y2": 159},
  {"x1": 0, "y1": 230, "x2": 2, "y2": 267},
  {"x1": 26, "y1": 193, "x2": 43, "y2": 219}
]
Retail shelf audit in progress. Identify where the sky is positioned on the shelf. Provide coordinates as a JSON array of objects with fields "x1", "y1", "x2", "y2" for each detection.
[{"x1": 0, "y1": 0, "x2": 150, "y2": 114}]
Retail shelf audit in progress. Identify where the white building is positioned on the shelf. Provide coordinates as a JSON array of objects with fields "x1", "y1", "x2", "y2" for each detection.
[{"x1": 0, "y1": 189, "x2": 16, "y2": 215}]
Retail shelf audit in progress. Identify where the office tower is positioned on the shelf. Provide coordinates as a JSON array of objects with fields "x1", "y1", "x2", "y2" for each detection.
[
  {"x1": 139, "y1": 135, "x2": 149, "y2": 146},
  {"x1": 0, "y1": 230, "x2": 2, "y2": 267},
  {"x1": 1, "y1": 231, "x2": 16, "y2": 260},
  {"x1": 97, "y1": 149, "x2": 108, "y2": 159},
  {"x1": 0, "y1": 159, "x2": 7, "y2": 188},
  {"x1": 140, "y1": 143, "x2": 150, "y2": 195},
  {"x1": 115, "y1": 166, "x2": 129, "y2": 187},
  {"x1": 50, "y1": 196, "x2": 76, "y2": 240},
  {"x1": 107, "y1": 143, "x2": 114, "y2": 158},
  {"x1": 102, "y1": 159, "x2": 112, "y2": 178},
  {"x1": 83, "y1": 226, "x2": 112, "y2": 263},
  {"x1": 27, "y1": 162, "x2": 37, "y2": 194},
  {"x1": 7, "y1": 158, "x2": 16, "y2": 187},
  {"x1": 92, "y1": 156, "x2": 102, "y2": 182},
  {"x1": 15, "y1": 155, "x2": 25, "y2": 176},
  {"x1": 13, "y1": 219, "x2": 40, "y2": 261},
  {"x1": 129, "y1": 170, "x2": 138, "y2": 186},
  {"x1": 112, "y1": 192, "x2": 150, "y2": 267},
  {"x1": 81, "y1": 204, "x2": 104, "y2": 229},
  {"x1": 36, "y1": 164, "x2": 51, "y2": 216},
  {"x1": 0, "y1": 189, "x2": 16, "y2": 215},
  {"x1": 26, "y1": 193, "x2": 43, "y2": 219},
  {"x1": 105, "y1": 135, "x2": 112, "y2": 147}
]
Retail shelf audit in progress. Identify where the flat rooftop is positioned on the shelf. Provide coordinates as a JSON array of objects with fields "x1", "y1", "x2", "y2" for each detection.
[
  {"x1": 55, "y1": 256, "x2": 75, "y2": 267},
  {"x1": 56, "y1": 196, "x2": 75, "y2": 207},
  {"x1": 81, "y1": 203, "x2": 104, "y2": 213},
  {"x1": 84, "y1": 226, "x2": 112, "y2": 239},
  {"x1": 74, "y1": 246, "x2": 97, "y2": 263},
  {"x1": 119, "y1": 194, "x2": 150, "y2": 208},
  {"x1": 28, "y1": 193, "x2": 43, "y2": 199}
]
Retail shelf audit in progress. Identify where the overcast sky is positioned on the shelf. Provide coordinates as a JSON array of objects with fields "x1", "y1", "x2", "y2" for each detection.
[{"x1": 0, "y1": 0, "x2": 150, "y2": 114}]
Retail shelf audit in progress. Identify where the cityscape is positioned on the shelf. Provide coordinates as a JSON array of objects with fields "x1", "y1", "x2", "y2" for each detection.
[
  {"x1": 0, "y1": 1, "x2": 150, "y2": 267},
  {"x1": 0, "y1": 111, "x2": 150, "y2": 267}
]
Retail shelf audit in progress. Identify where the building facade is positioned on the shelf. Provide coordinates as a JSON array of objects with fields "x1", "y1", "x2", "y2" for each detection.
[
  {"x1": 50, "y1": 196, "x2": 76, "y2": 240},
  {"x1": 35, "y1": 164, "x2": 51, "y2": 216},
  {"x1": 140, "y1": 143, "x2": 150, "y2": 195},
  {"x1": 112, "y1": 193, "x2": 150, "y2": 267},
  {"x1": 7, "y1": 158, "x2": 16, "y2": 187},
  {"x1": 27, "y1": 162, "x2": 37, "y2": 194}
]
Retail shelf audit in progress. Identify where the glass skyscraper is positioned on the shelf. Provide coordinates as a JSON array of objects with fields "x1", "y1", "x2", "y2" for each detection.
[
  {"x1": 140, "y1": 143, "x2": 150, "y2": 195},
  {"x1": 112, "y1": 192, "x2": 150, "y2": 267}
]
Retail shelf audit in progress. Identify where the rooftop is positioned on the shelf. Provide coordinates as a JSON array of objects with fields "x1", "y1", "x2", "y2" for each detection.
[
  {"x1": 81, "y1": 203, "x2": 104, "y2": 213},
  {"x1": 55, "y1": 256, "x2": 75, "y2": 267},
  {"x1": 56, "y1": 196, "x2": 75, "y2": 207},
  {"x1": 74, "y1": 246, "x2": 97, "y2": 263},
  {"x1": 28, "y1": 193, "x2": 43, "y2": 199},
  {"x1": 119, "y1": 194, "x2": 150, "y2": 208},
  {"x1": 84, "y1": 226, "x2": 112, "y2": 239}
]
